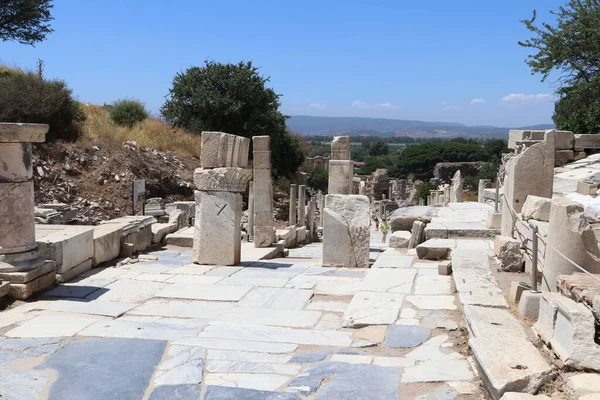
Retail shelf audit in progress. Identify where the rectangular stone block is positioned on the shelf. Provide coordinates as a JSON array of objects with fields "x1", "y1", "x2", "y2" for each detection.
[
  {"x1": 194, "y1": 167, "x2": 253, "y2": 193},
  {"x1": 0, "y1": 123, "x2": 48, "y2": 143},
  {"x1": 254, "y1": 226, "x2": 275, "y2": 248},
  {"x1": 201, "y1": 132, "x2": 224, "y2": 168},
  {"x1": 193, "y1": 191, "x2": 242, "y2": 265},
  {"x1": 221, "y1": 133, "x2": 236, "y2": 167},
  {"x1": 574, "y1": 134, "x2": 600, "y2": 151},
  {"x1": 8, "y1": 261, "x2": 56, "y2": 299},
  {"x1": 0, "y1": 181, "x2": 36, "y2": 254},
  {"x1": 323, "y1": 195, "x2": 370, "y2": 268},
  {"x1": 253, "y1": 151, "x2": 271, "y2": 169},
  {"x1": 555, "y1": 150, "x2": 574, "y2": 167},
  {"x1": 252, "y1": 135, "x2": 270, "y2": 152},
  {"x1": 35, "y1": 224, "x2": 94, "y2": 274},
  {"x1": 554, "y1": 131, "x2": 575, "y2": 150},
  {"x1": 577, "y1": 180, "x2": 599, "y2": 195},
  {"x1": 236, "y1": 137, "x2": 250, "y2": 168},
  {"x1": 331, "y1": 136, "x2": 351, "y2": 160},
  {"x1": 92, "y1": 223, "x2": 125, "y2": 266},
  {"x1": 57, "y1": 258, "x2": 93, "y2": 283},
  {"x1": 328, "y1": 160, "x2": 354, "y2": 195}
]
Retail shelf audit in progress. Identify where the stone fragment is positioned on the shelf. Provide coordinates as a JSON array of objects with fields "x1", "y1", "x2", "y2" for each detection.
[
  {"x1": 438, "y1": 260, "x2": 452, "y2": 275},
  {"x1": 168, "y1": 209, "x2": 187, "y2": 230},
  {"x1": 389, "y1": 231, "x2": 411, "y2": 248},
  {"x1": 175, "y1": 337, "x2": 297, "y2": 353},
  {"x1": 330, "y1": 136, "x2": 351, "y2": 160},
  {"x1": 495, "y1": 235, "x2": 524, "y2": 272},
  {"x1": 92, "y1": 223, "x2": 125, "y2": 266},
  {"x1": 342, "y1": 291, "x2": 404, "y2": 328},
  {"x1": 450, "y1": 170, "x2": 464, "y2": 203},
  {"x1": 193, "y1": 167, "x2": 252, "y2": 192},
  {"x1": 500, "y1": 394, "x2": 551, "y2": 400},
  {"x1": 154, "y1": 345, "x2": 205, "y2": 385},
  {"x1": 416, "y1": 239, "x2": 454, "y2": 260},
  {"x1": 521, "y1": 195, "x2": 551, "y2": 221},
  {"x1": 328, "y1": 160, "x2": 354, "y2": 194},
  {"x1": 323, "y1": 195, "x2": 369, "y2": 268},
  {"x1": 390, "y1": 206, "x2": 435, "y2": 232},
  {"x1": 509, "y1": 281, "x2": 528, "y2": 303},
  {"x1": 408, "y1": 220, "x2": 426, "y2": 249},
  {"x1": 385, "y1": 325, "x2": 431, "y2": 348},
  {"x1": 568, "y1": 373, "x2": 600, "y2": 398},
  {"x1": 401, "y1": 359, "x2": 474, "y2": 383}
]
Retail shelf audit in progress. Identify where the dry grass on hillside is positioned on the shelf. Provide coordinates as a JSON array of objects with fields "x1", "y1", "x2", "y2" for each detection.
[{"x1": 79, "y1": 105, "x2": 202, "y2": 156}]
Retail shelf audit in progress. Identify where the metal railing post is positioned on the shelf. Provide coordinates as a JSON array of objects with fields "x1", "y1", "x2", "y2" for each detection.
[
  {"x1": 494, "y1": 178, "x2": 500, "y2": 213},
  {"x1": 531, "y1": 224, "x2": 539, "y2": 293}
]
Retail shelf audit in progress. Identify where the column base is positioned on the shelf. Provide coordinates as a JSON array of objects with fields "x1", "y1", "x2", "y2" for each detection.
[
  {"x1": 0, "y1": 260, "x2": 56, "y2": 299},
  {"x1": 0, "y1": 249, "x2": 46, "y2": 272},
  {"x1": 486, "y1": 211, "x2": 502, "y2": 229}
]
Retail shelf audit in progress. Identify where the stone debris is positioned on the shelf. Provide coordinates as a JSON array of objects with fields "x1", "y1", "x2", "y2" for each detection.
[
  {"x1": 494, "y1": 235, "x2": 524, "y2": 272},
  {"x1": 520, "y1": 195, "x2": 551, "y2": 221},
  {"x1": 389, "y1": 231, "x2": 411, "y2": 248}
]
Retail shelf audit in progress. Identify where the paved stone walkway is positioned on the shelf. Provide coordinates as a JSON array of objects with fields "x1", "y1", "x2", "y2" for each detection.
[{"x1": 0, "y1": 228, "x2": 485, "y2": 399}]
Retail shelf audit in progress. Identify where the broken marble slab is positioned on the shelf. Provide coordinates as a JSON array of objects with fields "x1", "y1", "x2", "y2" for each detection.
[
  {"x1": 173, "y1": 337, "x2": 297, "y2": 354},
  {"x1": 217, "y1": 308, "x2": 321, "y2": 328},
  {"x1": 206, "y1": 360, "x2": 301, "y2": 375},
  {"x1": 128, "y1": 299, "x2": 236, "y2": 319},
  {"x1": 342, "y1": 291, "x2": 404, "y2": 328},
  {"x1": 205, "y1": 373, "x2": 291, "y2": 391},
  {"x1": 207, "y1": 349, "x2": 292, "y2": 364},
  {"x1": 78, "y1": 317, "x2": 206, "y2": 341},
  {"x1": 5, "y1": 315, "x2": 104, "y2": 338},
  {"x1": 236, "y1": 287, "x2": 313, "y2": 309},
  {"x1": 31, "y1": 299, "x2": 137, "y2": 318},
  {"x1": 154, "y1": 345, "x2": 205, "y2": 386},
  {"x1": 401, "y1": 359, "x2": 475, "y2": 383},
  {"x1": 157, "y1": 283, "x2": 252, "y2": 301}
]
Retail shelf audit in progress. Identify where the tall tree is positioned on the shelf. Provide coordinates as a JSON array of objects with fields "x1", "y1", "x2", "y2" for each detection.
[
  {"x1": 0, "y1": 0, "x2": 53, "y2": 45},
  {"x1": 161, "y1": 60, "x2": 304, "y2": 177},
  {"x1": 519, "y1": 0, "x2": 600, "y2": 133}
]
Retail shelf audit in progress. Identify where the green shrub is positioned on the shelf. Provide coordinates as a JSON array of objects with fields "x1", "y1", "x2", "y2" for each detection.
[
  {"x1": 109, "y1": 99, "x2": 148, "y2": 128},
  {"x1": 0, "y1": 67, "x2": 85, "y2": 141},
  {"x1": 307, "y1": 167, "x2": 328, "y2": 193}
]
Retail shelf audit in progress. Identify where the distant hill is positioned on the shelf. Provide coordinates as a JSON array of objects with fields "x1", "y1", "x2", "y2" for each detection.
[{"x1": 286, "y1": 115, "x2": 555, "y2": 139}]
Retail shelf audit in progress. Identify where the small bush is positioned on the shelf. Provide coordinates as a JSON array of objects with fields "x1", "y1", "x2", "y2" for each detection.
[
  {"x1": 109, "y1": 99, "x2": 148, "y2": 128},
  {"x1": 0, "y1": 67, "x2": 85, "y2": 141},
  {"x1": 307, "y1": 167, "x2": 328, "y2": 193}
]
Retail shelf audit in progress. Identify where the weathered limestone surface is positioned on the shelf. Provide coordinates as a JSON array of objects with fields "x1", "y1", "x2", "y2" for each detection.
[
  {"x1": 165, "y1": 201, "x2": 195, "y2": 227},
  {"x1": 390, "y1": 206, "x2": 435, "y2": 232},
  {"x1": 478, "y1": 179, "x2": 491, "y2": 203},
  {"x1": 330, "y1": 136, "x2": 351, "y2": 160},
  {"x1": 502, "y1": 131, "x2": 555, "y2": 236},
  {"x1": 534, "y1": 293, "x2": 600, "y2": 370},
  {"x1": 252, "y1": 136, "x2": 275, "y2": 248},
  {"x1": 200, "y1": 132, "x2": 250, "y2": 168},
  {"x1": 328, "y1": 160, "x2": 354, "y2": 195},
  {"x1": 289, "y1": 184, "x2": 297, "y2": 226},
  {"x1": 100, "y1": 216, "x2": 155, "y2": 255},
  {"x1": 450, "y1": 170, "x2": 464, "y2": 203},
  {"x1": 298, "y1": 185, "x2": 306, "y2": 227},
  {"x1": 543, "y1": 197, "x2": 600, "y2": 292},
  {"x1": 323, "y1": 195, "x2": 370, "y2": 268},
  {"x1": 494, "y1": 236, "x2": 523, "y2": 272},
  {"x1": 389, "y1": 231, "x2": 411, "y2": 248},
  {"x1": 92, "y1": 223, "x2": 125, "y2": 266},
  {"x1": 193, "y1": 167, "x2": 253, "y2": 193},
  {"x1": 193, "y1": 191, "x2": 242, "y2": 265},
  {"x1": 521, "y1": 196, "x2": 551, "y2": 222},
  {"x1": 0, "y1": 181, "x2": 37, "y2": 254}
]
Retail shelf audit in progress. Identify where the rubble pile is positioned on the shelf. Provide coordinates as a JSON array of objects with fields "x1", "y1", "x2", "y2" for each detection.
[{"x1": 32, "y1": 141, "x2": 198, "y2": 225}]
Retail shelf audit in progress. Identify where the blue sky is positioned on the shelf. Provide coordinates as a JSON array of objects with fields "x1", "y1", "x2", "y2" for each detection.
[{"x1": 1, "y1": 0, "x2": 567, "y2": 127}]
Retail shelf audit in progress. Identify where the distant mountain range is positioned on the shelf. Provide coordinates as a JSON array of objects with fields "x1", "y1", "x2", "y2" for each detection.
[{"x1": 286, "y1": 116, "x2": 555, "y2": 139}]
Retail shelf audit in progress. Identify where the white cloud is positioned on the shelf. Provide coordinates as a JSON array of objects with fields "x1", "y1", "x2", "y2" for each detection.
[
  {"x1": 352, "y1": 100, "x2": 399, "y2": 110},
  {"x1": 443, "y1": 105, "x2": 461, "y2": 111},
  {"x1": 471, "y1": 98, "x2": 487, "y2": 105},
  {"x1": 500, "y1": 93, "x2": 555, "y2": 107},
  {"x1": 308, "y1": 103, "x2": 326, "y2": 109}
]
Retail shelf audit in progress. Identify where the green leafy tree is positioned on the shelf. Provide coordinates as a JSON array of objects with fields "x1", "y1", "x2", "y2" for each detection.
[
  {"x1": 369, "y1": 140, "x2": 389, "y2": 156},
  {"x1": 519, "y1": 0, "x2": 600, "y2": 133},
  {"x1": 307, "y1": 167, "x2": 328, "y2": 192},
  {"x1": 0, "y1": 0, "x2": 53, "y2": 45},
  {"x1": 161, "y1": 60, "x2": 304, "y2": 177},
  {"x1": 109, "y1": 99, "x2": 148, "y2": 127},
  {"x1": 483, "y1": 138, "x2": 507, "y2": 158}
]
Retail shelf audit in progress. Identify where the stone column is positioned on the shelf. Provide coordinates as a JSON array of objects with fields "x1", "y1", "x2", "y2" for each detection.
[
  {"x1": 502, "y1": 131, "x2": 555, "y2": 236},
  {"x1": 0, "y1": 123, "x2": 57, "y2": 299},
  {"x1": 328, "y1": 136, "x2": 353, "y2": 195},
  {"x1": 542, "y1": 197, "x2": 600, "y2": 292},
  {"x1": 478, "y1": 179, "x2": 491, "y2": 203},
  {"x1": 318, "y1": 192, "x2": 325, "y2": 227},
  {"x1": 193, "y1": 132, "x2": 251, "y2": 265},
  {"x1": 247, "y1": 181, "x2": 254, "y2": 242},
  {"x1": 298, "y1": 184, "x2": 306, "y2": 227},
  {"x1": 429, "y1": 190, "x2": 437, "y2": 205},
  {"x1": 307, "y1": 199, "x2": 316, "y2": 242},
  {"x1": 289, "y1": 184, "x2": 297, "y2": 227},
  {"x1": 252, "y1": 136, "x2": 275, "y2": 248}
]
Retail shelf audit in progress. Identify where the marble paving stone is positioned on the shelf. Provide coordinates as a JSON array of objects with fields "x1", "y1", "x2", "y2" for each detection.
[
  {"x1": 207, "y1": 349, "x2": 292, "y2": 364},
  {"x1": 148, "y1": 384, "x2": 202, "y2": 400},
  {"x1": 206, "y1": 360, "x2": 301, "y2": 375},
  {"x1": 204, "y1": 267, "x2": 243, "y2": 277},
  {"x1": 128, "y1": 299, "x2": 235, "y2": 319},
  {"x1": 218, "y1": 308, "x2": 321, "y2": 328},
  {"x1": 373, "y1": 356, "x2": 416, "y2": 368},
  {"x1": 330, "y1": 354, "x2": 373, "y2": 364},
  {"x1": 205, "y1": 373, "x2": 291, "y2": 391},
  {"x1": 45, "y1": 284, "x2": 102, "y2": 299},
  {"x1": 447, "y1": 381, "x2": 478, "y2": 394},
  {"x1": 130, "y1": 273, "x2": 174, "y2": 282},
  {"x1": 198, "y1": 323, "x2": 353, "y2": 346},
  {"x1": 88, "y1": 279, "x2": 168, "y2": 303},
  {"x1": 78, "y1": 318, "x2": 206, "y2": 341},
  {"x1": 351, "y1": 339, "x2": 376, "y2": 348},
  {"x1": 385, "y1": 325, "x2": 431, "y2": 348},
  {"x1": 33, "y1": 299, "x2": 137, "y2": 317},
  {"x1": 165, "y1": 275, "x2": 223, "y2": 285},
  {"x1": 343, "y1": 291, "x2": 404, "y2": 328},
  {"x1": 173, "y1": 338, "x2": 297, "y2": 354},
  {"x1": 334, "y1": 269, "x2": 367, "y2": 278},
  {"x1": 287, "y1": 275, "x2": 358, "y2": 290},
  {"x1": 158, "y1": 283, "x2": 252, "y2": 301},
  {"x1": 412, "y1": 262, "x2": 438, "y2": 269},
  {"x1": 218, "y1": 277, "x2": 289, "y2": 288},
  {"x1": 355, "y1": 325, "x2": 387, "y2": 343},
  {"x1": 204, "y1": 386, "x2": 301, "y2": 400},
  {"x1": 314, "y1": 313, "x2": 342, "y2": 330},
  {"x1": 0, "y1": 369, "x2": 49, "y2": 400},
  {"x1": 401, "y1": 359, "x2": 475, "y2": 383},
  {"x1": 400, "y1": 308, "x2": 418, "y2": 319},
  {"x1": 416, "y1": 386, "x2": 459, "y2": 400},
  {"x1": 362, "y1": 269, "x2": 417, "y2": 293},
  {"x1": 232, "y1": 267, "x2": 303, "y2": 280},
  {"x1": 413, "y1": 276, "x2": 454, "y2": 295},
  {"x1": 371, "y1": 254, "x2": 415, "y2": 269},
  {"x1": 5, "y1": 315, "x2": 103, "y2": 338},
  {"x1": 406, "y1": 295, "x2": 457, "y2": 310},
  {"x1": 288, "y1": 349, "x2": 333, "y2": 363},
  {"x1": 0, "y1": 309, "x2": 36, "y2": 329},
  {"x1": 306, "y1": 300, "x2": 349, "y2": 313},
  {"x1": 129, "y1": 264, "x2": 179, "y2": 274},
  {"x1": 396, "y1": 319, "x2": 419, "y2": 326},
  {"x1": 0, "y1": 337, "x2": 64, "y2": 366},
  {"x1": 154, "y1": 345, "x2": 205, "y2": 386},
  {"x1": 405, "y1": 335, "x2": 464, "y2": 361},
  {"x1": 237, "y1": 287, "x2": 313, "y2": 309},
  {"x1": 39, "y1": 337, "x2": 166, "y2": 400},
  {"x1": 168, "y1": 265, "x2": 216, "y2": 275}
]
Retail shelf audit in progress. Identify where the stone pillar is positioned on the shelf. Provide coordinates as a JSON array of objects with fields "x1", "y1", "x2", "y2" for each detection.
[
  {"x1": 429, "y1": 190, "x2": 437, "y2": 205},
  {"x1": 331, "y1": 136, "x2": 351, "y2": 160},
  {"x1": 450, "y1": 170, "x2": 464, "y2": 203},
  {"x1": 502, "y1": 131, "x2": 555, "y2": 236},
  {"x1": 193, "y1": 132, "x2": 251, "y2": 265},
  {"x1": 247, "y1": 181, "x2": 254, "y2": 242},
  {"x1": 307, "y1": 199, "x2": 317, "y2": 241},
  {"x1": 478, "y1": 179, "x2": 491, "y2": 203},
  {"x1": 0, "y1": 123, "x2": 57, "y2": 299},
  {"x1": 542, "y1": 197, "x2": 600, "y2": 292},
  {"x1": 298, "y1": 184, "x2": 306, "y2": 227},
  {"x1": 252, "y1": 136, "x2": 275, "y2": 248},
  {"x1": 318, "y1": 192, "x2": 325, "y2": 227},
  {"x1": 323, "y1": 195, "x2": 370, "y2": 268},
  {"x1": 289, "y1": 184, "x2": 297, "y2": 226},
  {"x1": 328, "y1": 160, "x2": 354, "y2": 194}
]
